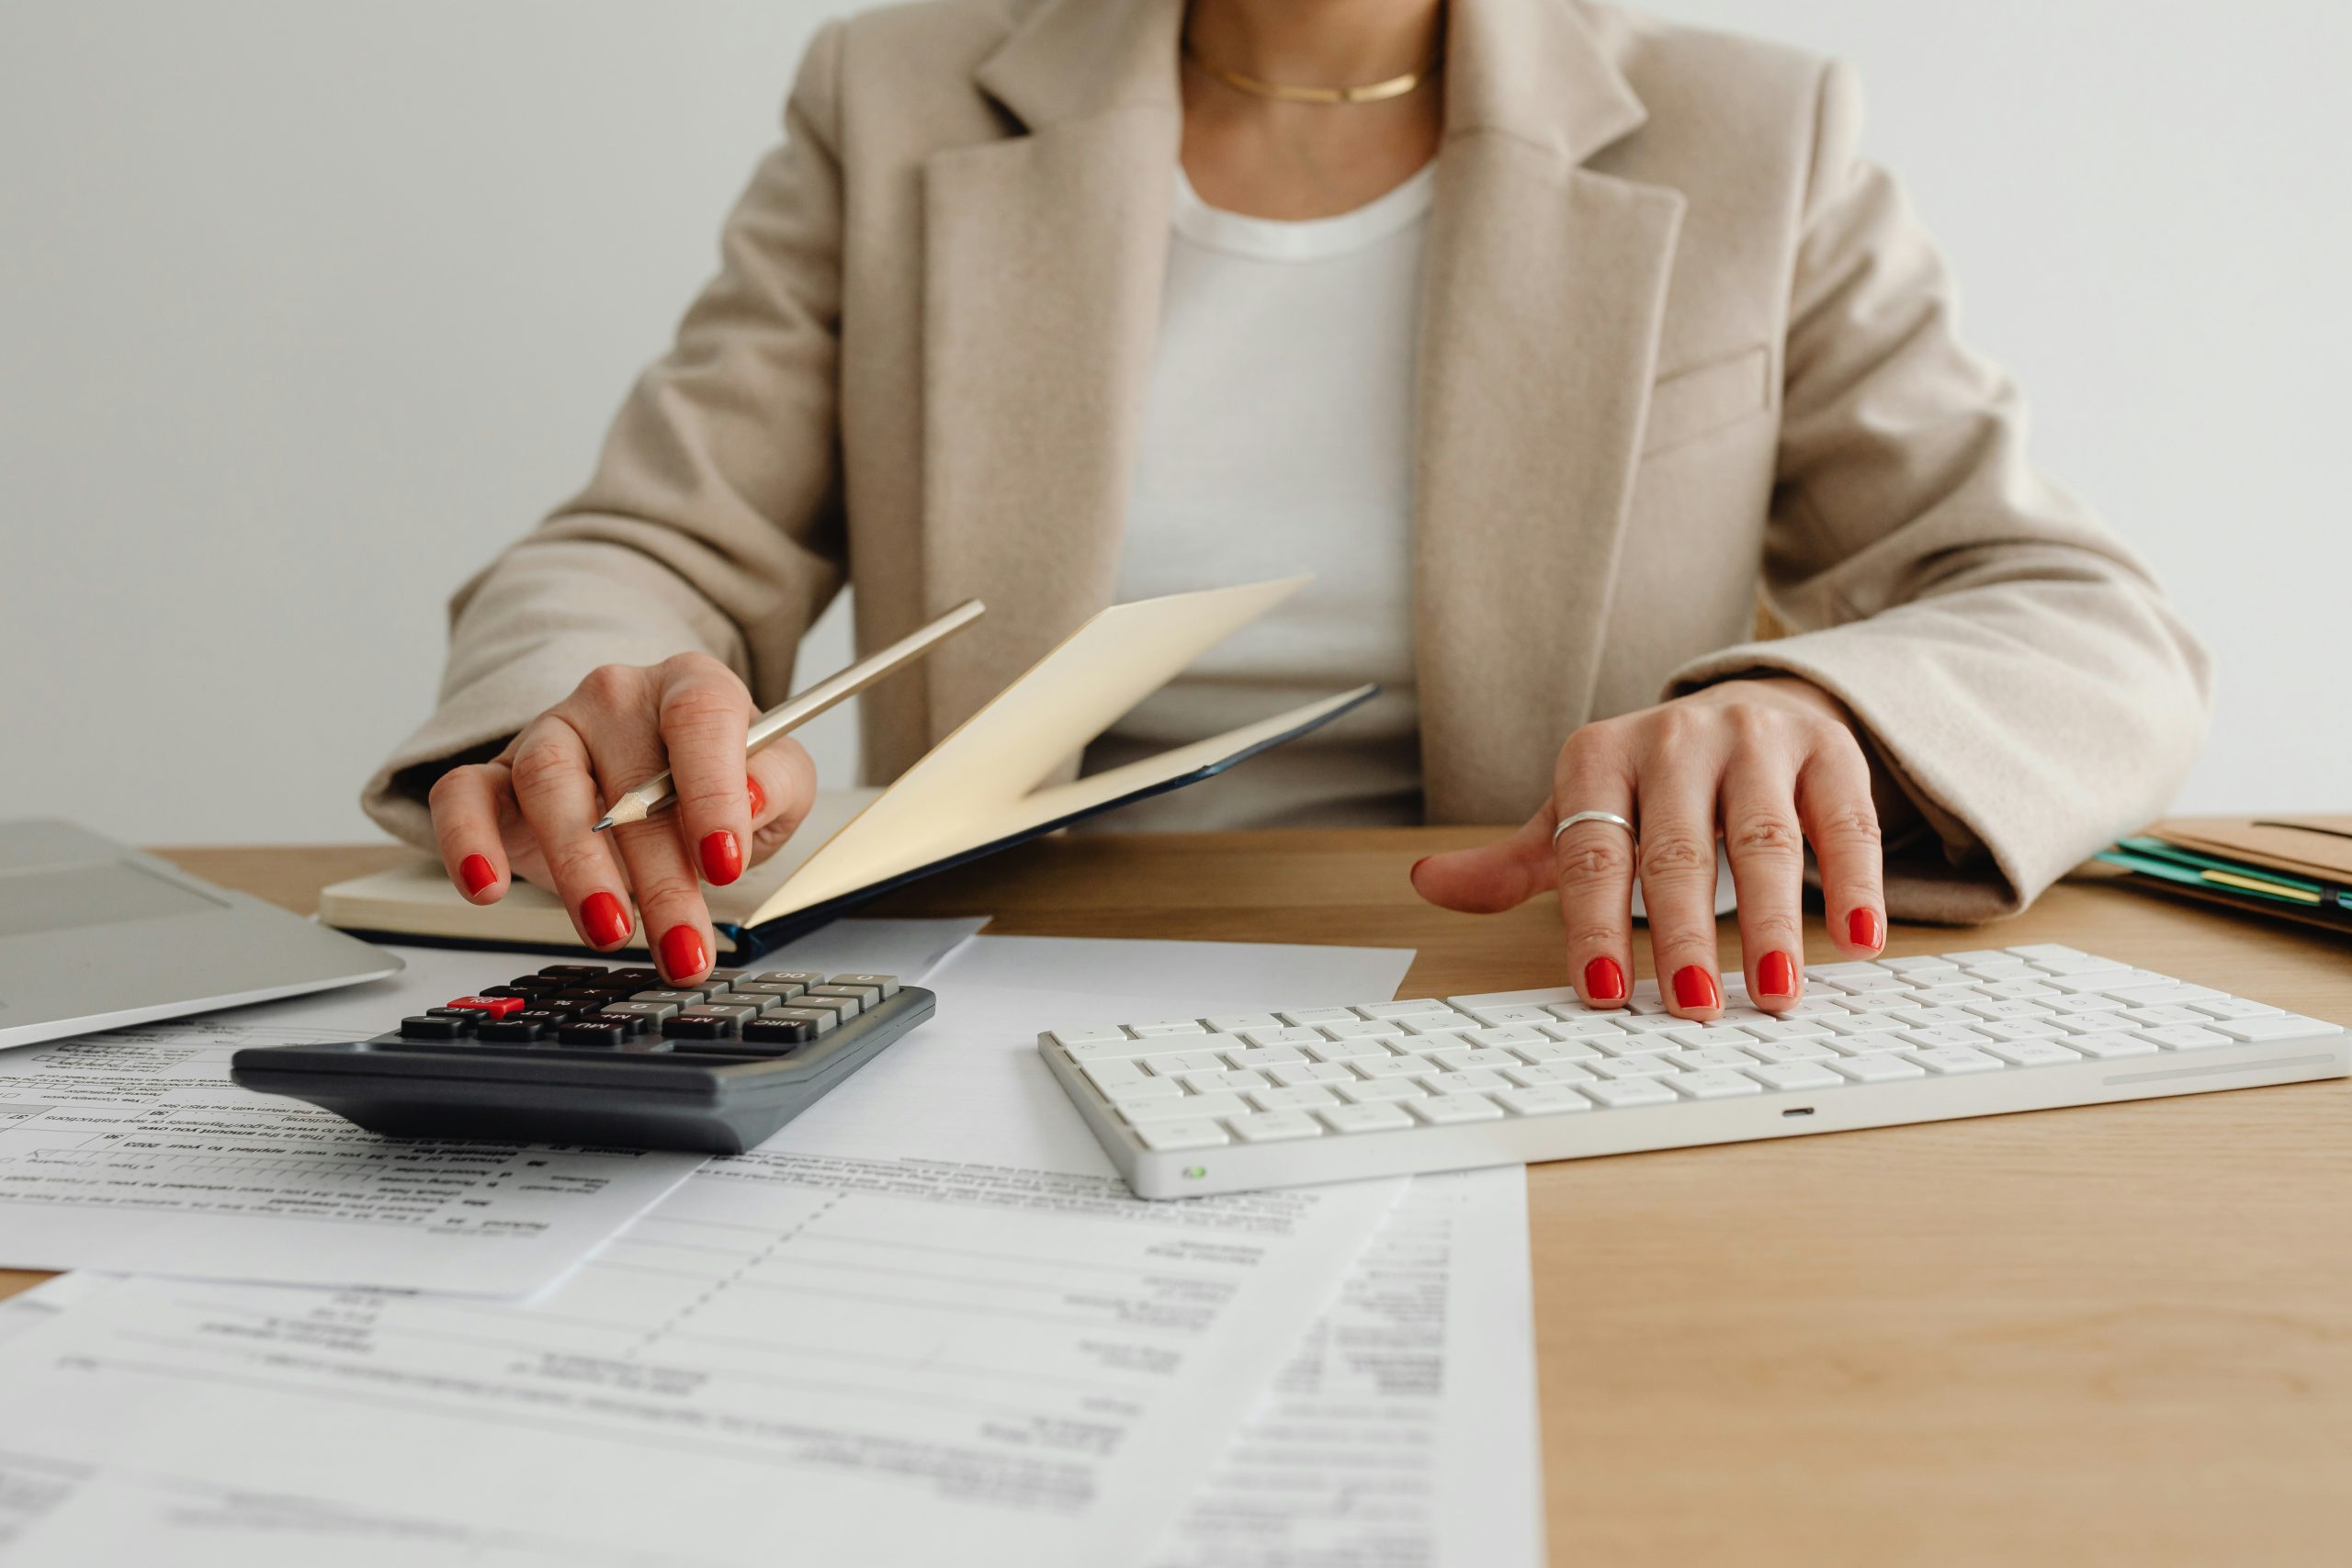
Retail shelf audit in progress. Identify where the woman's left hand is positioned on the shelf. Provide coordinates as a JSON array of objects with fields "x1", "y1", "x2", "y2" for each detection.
[{"x1": 1408, "y1": 677, "x2": 1896, "y2": 1021}]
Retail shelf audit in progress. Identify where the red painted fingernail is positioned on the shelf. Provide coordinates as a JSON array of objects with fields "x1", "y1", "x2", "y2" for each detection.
[
  {"x1": 1757, "y1": 950, "x2": 1799, "y2": 998},
  {"x1": 458, "y1": 853, "x2": 496, "y2": 897},
  {"x1": 659, "y1": 924, "x2": 708, "y2": 982},
  {"x1": 1582, "y1": 956, "x2": 1627, "y2": 1002},
  {"x1": 699, "y1": 829, "x2": 742, "y2": 886},
  {"x1": 1848, "y1": 908, "x2": 1884, "y2": 952},
  {"x1": 747, "y1": 777, "x2": 765, "y2": 818},
  {"x1": 581, "y1": 890, "x2": 631, "y2": 949},
  {"x1": 1672, "y1": 965, "x2": 1721, "y2": 1010}
]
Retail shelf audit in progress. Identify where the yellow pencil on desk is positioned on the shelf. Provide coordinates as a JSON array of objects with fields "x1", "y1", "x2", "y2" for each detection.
[{"x1": 592, "y1": 599, "x2": 986, "y2": 832}]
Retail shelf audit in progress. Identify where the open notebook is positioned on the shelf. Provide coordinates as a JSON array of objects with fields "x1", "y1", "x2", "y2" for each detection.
[{"x1": 322, "y1": 577, "x2": 1375, "y2": 961}]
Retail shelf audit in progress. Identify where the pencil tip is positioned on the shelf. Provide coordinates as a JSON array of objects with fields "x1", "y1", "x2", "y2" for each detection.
[{"x1": 591, "y1": 816, "x2": 614, "y2": 833}]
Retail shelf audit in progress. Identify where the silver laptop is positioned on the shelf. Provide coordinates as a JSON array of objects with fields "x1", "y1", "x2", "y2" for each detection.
[{"x1": 0, "y1": 819, "x2": 401, "y2": 1049}]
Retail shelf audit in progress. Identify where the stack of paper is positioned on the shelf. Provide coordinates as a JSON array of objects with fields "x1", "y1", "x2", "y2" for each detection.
[{"x1": 0, "y1": 925, "x2": 1545, "y2": 1566}]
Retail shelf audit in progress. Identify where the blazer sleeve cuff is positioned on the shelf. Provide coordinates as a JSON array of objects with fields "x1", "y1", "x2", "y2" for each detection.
[
  {"x1": 360, "y1": 542, "x2": 749, "y2": 853},
  {"x1": 1665, "y1": 633, "x2": 2074, "y2": 925}
]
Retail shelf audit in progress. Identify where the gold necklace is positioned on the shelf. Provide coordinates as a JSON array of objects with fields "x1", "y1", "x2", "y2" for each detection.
[{"x1": 1182, "y1": 38, "x2": 1441, "y2": 105}]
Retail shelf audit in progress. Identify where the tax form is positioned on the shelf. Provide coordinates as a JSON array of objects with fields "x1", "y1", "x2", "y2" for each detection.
[
  {"x1": 0, "y1": 934, "x2": 1419, "y2": 1568},
  {"x1": 0, "y1": 919, "x2": 987, "y2": 1295},
  {"x1": 1156, "y1": 1166, "x2": 1546, "y2": 1568}
]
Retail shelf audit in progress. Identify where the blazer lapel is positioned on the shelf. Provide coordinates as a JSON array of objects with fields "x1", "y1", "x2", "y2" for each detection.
[
  {"x1": 1413, "y1": 0, "x2": 1687, "y2": 822},
  {"x1": 917, "y1": 0, "x2": 1183, "y2": 739}
]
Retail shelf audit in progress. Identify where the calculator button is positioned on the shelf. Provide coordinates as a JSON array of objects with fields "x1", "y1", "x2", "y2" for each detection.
[
  {"x1": 556, "y1": 1022, "x2": 630, "y2": 1048},
  {"x1": 761, "y1": 1007, "x2": 839, "y2": 1036},
  {"x1": 537, "y1": 964, "x2": 610, "y2": 978},
  {"x1": 400, "y1": 1014, "x2": 476, "y2": 1039},
  {"x1": 475, "y1": 1021, "x2": 548, "y2": 1043},
  {"x1": 601, "y1": 1001, "x2": 678, "y2": 1025},
  {"x1": 447, "y1": 995, "x2": 524, "y2": 1019},
  {"x1": 633, "y1": 989, "x2": 709, "y2": 1008},
  {"x1": 743, "y1": 1017, "x2": 819, "y2": 1046},
  {"x1": 747, "y1": 971, "x2": 825, "y2": 990},
  {"x1": 663, "y1": 1014, "x2": 741, "y2": 1040},
  {"x1": 831, "y1": 974, "x2": 902, "y2": 998},
  {"x1": 802, "y1": 986, "x2": 869, "y2": 1018}
]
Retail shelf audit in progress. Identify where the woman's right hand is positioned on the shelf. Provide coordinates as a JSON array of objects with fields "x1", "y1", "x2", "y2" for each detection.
[{"x1": 424, "y1": 652, "x2": 818, "y2": 985}]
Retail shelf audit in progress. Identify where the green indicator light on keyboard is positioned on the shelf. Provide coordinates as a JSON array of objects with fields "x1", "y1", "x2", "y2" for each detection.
[{"x1": 1183, "y1": 1166, "x2": 1207, "y2": 1179}]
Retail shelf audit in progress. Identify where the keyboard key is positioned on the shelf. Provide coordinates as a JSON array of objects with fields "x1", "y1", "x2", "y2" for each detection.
[
  {"x1": 1179, "y1": 1069, "x2": 1265, "y2": 1093},
  {"x1": 1124, "y1": 1092, "x2": 1250, "y2": 1123},
  {"x1": 1250, "y1": 1086, "x2": 1342, "y2": 1111},
  {"x1": 1962, "y1": 999, "x2": 2058, "y2": 1021},
  {"x1": 1461, "y1": 1005, "x2": 1558, "y2": 1027},
  {"x1": 1225, "y1": 1111, "x2": 1323, "y2": 1143},
  {"x1": 1319, "y1": 1101, "x2": 1418, "y2": 1134},
  {"x1": 1223, "y1": 1044, "x2": 1306, "y2": 1068},
  {"x1": 1306, "y1": 1038, "x2": 1389, "y2": 1063},
  {"x1": 1664, "y1": 1025, "x2": 1758, "y2": 1049},
  {"x1": 1464, "y1": 1024, "x2": 1548, "y2": 1048},
  {"x1": 1670, "y1": 1068, "x2": 1762, "y2": 1099},
  {"x1": 1204, "y1": 1012, "x2": 1282, "y2": 1033},
  {"x1": 1239, "y1": 1026, "x2": 1327, "y2": 1048},
  {"x1": 1100, "y1": 1077, "x2": 1183, "y2": 1105},
  {"x1": 1134, "y1": 1120, "x2": 1229, "y2": 1152},
  {"x1": 1589, "y1": 1056, "x2": 1679, "y2": 1080},
  {"x1": 1080, "y1": 1061, "x2": 1147, "y2": 1090},
  {"x1": 1142, "y1": 1051, "x2": 1227, "y2": 1075},
  {"x1": 1747, "y1": 1061, "x2": 1845, "y2": 1092},
  {"x1": 2118, "y1": 1005, "x2": 2214, "y2": 1027},
  {"x1": 2179, "y1": 997, "x2": 2278, "y2": 1021},
  {"x1": 1427, "y1": 1047, "x2": 1518, "y2": 1072},
  {"x1": 1357, "y1": 999, "x2": 1453, "y2": 1020},
  {"x1": 1905, "y1": 1045, "x2": 2005, "y2": 1075},
  {"x1": 1983, "y1": 1041, "x2": 2083, "y2": 1067},
  {"x1": 1540, "y1": 1015, "x2": 1635, "y2": 1040},
  {"x1": 1972, "y1": 1019, "x2": 2069, "y2": 1043},
  {"x1": 1973, "y1": 980, "x2": 2060, "y2": 1001},
  {"x1": 1129, "y1": 1019, "x2": 1208, "y2": 1037},
  {"x1": 1419, "y1": 1069, "x2": 1513, "y2": 1093},
  {"x1": 1321, "y1": 1018, "x2": 1405, "y2": 1041},
  {"x1": 2137, "y1": 1024, "x2": 2235, "y2": 1051},
  {"x1": 1897, "y1": 1025, "x2": 1994, "y2": 1050},
  {"x1": 2005, "y1": 943, "x2": 2087, "y2": 962},
  {"x1": 1745, "y1": 1040, "x2": 1838, "y2": 1064},
  {"x1": 1671, "y1": 1044, "x2": 1760, "y2": 1071},
  {"x1": 1828, "y1": 1033, "x2": 1911, "y2": 1054},
  {"x1": 1045, "y1": 1024, "x2": 1130, "y2": 1050},
  {"x1": 1410, "y1": 1093, "x2": 1504, "y2": 1125},
  {"x1": 1278, "y1": 1009, "x2": 1356, "y2": 1027},
  {"x1": 1351, "y1": 1055, "x2": 1431, "y2": 1080},
  {"x1": 1510, "y1": 1039, "x2": 1604, "y2": 1065},
  {"x1": 1337, "y1": 1078, "x2": 1428, "y2": 1102},
  {"x1": 1822, "y1": 1012, "x2": 1905, "y2": 1036},
  {"x1": 1501, "y1": 1063, "x2": 1596, "y2": 1088},
  {"x1": 2110, "y1": 983, "x2": 2228, "y2": 1006},
  {"x1": 2062, "y1": 1032, "x2": 2159, "y2": 1060},
  {"x1": 1742, "y1": 1019, "x2": 1833, "y2": 1043},
  {"x1": 1580, "y1": 1077, "x2": 1679, "y2": 1108},
  {"x1": 2208, "y1": 1014, "x2": 2338, "y2": 1043},
  {"x1": 1495, "y1": 1086, "x2": 1591, "y2": 1115},
  {"x1": 1269, "y1": 1062, "x2": 1357, "y2": 1087},
  {"x1": 1887, "y1": 1006, "x2": 1981, "y2": 1028},
  {"x1": 2043, "y1": 994, "x2": 2127, "y2": 1016},
  {"x1": 1883, "y1": 955, "x2": 1962, "y2": 974},
  {"x1": 1829, "y1": 1053, "x2": 1927, "y2": 1083},
  {"x1": 1402, "y1": 1015, "x2": 1480, "y2": 1037}
]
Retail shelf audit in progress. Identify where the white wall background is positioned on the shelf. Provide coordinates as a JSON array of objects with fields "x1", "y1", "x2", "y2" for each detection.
[{"x1": 4, "y1": 1, "x2": 2346, "y2": 844}]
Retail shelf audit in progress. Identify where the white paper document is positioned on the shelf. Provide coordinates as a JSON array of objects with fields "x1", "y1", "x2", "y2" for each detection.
[
  {"x1": 0, "y1": 1151, "x2": 1400, "y2": 1567},
  {"x1": 1156, "y1": 1167, "x2": 1546, "y2": 1568},
  {"x1": 0, "y1": 919, "x2": 988, "y2": 1294}
]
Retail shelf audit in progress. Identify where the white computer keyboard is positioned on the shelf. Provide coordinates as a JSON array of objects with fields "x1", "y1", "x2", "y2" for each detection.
[{"x1": 1037, "y1": 944, "x2": 2348, "y2": 1198}]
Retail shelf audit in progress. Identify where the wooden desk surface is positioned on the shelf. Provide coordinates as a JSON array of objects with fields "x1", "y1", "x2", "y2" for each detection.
[{"x1": 9, "y1": 832, "x2": 2347, "y2": 1566}]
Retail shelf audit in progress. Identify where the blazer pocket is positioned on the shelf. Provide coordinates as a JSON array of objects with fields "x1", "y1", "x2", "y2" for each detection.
[{"x1": 1642, "y1": 343, "x2": 1772, "y2": 455}]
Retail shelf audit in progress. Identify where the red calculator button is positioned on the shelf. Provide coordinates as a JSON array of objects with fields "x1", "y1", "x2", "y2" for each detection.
[{"x1": 448, "y1": 995, "x2": 525, "y2": 1018}]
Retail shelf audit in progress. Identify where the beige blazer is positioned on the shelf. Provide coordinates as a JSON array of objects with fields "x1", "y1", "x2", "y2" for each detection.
[{"x1": 364, "y1": 0, "x2": 2211, "y2": 923}]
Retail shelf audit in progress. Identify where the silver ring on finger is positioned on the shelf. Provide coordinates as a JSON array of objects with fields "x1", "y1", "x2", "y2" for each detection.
[{"x1": 1553, "y1": 809, "x2": 1638, "y2": 850}]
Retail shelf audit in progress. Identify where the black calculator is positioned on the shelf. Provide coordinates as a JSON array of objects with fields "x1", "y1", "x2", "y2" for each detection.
[{"x1": 230, "y1": 964, "x2": 935, "y2": 1155}]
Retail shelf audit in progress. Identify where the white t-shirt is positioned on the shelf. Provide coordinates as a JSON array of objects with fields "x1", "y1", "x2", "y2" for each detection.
[{"x1": 1085, "y1": 162, "x2": 1435, "y2": 829}]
